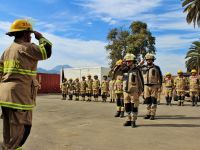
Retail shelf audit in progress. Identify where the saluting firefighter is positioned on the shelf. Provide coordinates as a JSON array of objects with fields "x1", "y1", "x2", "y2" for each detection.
[
  {"x1": 123, "y1": 53, "x2": 144, "y2": 128},
  {"x1": 189, "y1": 69, "x2": 199, "y2": 106},
  {"x1": 92, "y1": 75, "x2": 100, "y2": 102},
  {"x1": 60, "y1": 78, "x2": 68, "y2": 100},
  {"x1": 101, "y1": 75, "x2": 109, "y2": 102},
  {"x1": 74, "y1": 78, "x2": 80, "y2": 101},
  {"x1": 86, "y1": 75, "x2": 93, "y2": 101},
  {"x1": 68, "y1": 78, "x2": 74, "y2": 100},
  {"x1": 114, "y1": 75, "x2": 124, "y2": 118},
  {"x1": 0, "y1": 19, "x2": 52, "y2": 150},
  {"x1": 163, "y1": 72, "x2": 174, "y2": 105},
  {"x1": 142, "y1": 53, "x2": 162, "y2": 120},
  {"x1": 80, "y1": 76, "x2": 87, "y2": 101},
  {"x1": 174, "y1": 70, "x2": 188, "y2": 106},
  {"x1": 109, "y1": 59, "x2": 123, "y2": 103}
]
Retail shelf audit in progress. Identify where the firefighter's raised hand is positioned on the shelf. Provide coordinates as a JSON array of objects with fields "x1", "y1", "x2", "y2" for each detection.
[{"x1": 33, "y1": 31, "x2": 43, "y2": 40}]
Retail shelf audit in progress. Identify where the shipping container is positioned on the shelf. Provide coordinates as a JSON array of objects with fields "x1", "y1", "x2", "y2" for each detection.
[
  {"x1": 37, "y1": 73, "x2": 60, "y2": 93},
  {"x1": 61, "y1": 66, "x2": 110, "y2": 82}
]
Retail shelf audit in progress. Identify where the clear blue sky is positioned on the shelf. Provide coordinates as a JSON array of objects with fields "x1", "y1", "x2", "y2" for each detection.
[{"x1": 0, "y1": 0, "x2": 200, "y2": 74}]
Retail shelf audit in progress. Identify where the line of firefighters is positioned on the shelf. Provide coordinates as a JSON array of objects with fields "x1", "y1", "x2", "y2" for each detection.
[{"x1": 60, "y1": 53, "x2": 199, "y2": 128}]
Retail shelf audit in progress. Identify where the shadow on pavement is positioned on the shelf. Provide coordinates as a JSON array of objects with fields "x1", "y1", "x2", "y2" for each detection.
[
  {"x1": 156, "y1": 115, "x2": 200, "y2": 120},
  {"x1": 139, "y1": 124, "x2": 200, "y2": 128}
]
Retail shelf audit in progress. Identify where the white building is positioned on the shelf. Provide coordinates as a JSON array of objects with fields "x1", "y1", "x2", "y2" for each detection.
[{"x1": 61, "y1": 66, "x2": 110, "y2": 81}]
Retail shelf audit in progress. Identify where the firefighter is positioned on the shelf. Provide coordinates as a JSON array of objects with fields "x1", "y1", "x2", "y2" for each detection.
[
  {"x1": 68, "y1": 78, "x2": 74, "y2": 100},
  {"x1": 163, "y1": 72, "x2": 174, "y2": 105},
  {"x1": 101, "y1": 75, "x2": 109, "y2": 102},
  {"x1": 189, "y1": 69, "x2": 199, "y2": 106},
  {"x1": 0, "y1": 19, "x2": 52, "y2": 150},
  {"x1": 109, "y1": 79, "x2": 115, "y2": 103},
  {"x1": 92, "y1": 75, "x2": 100, "y2": 102},
  {"x1": 74, "y1": 78, "x2": 80, "y2": 101},
  {"x1": 86, "y1": 75, "x2": 93, "y2": 101},
  {"x1": 123, "y1": 53, "x2": 144, "y2": 128},
  {"x1": 60, "y1": 78, "x2": 68, "y2": 100},
  {"x1": 174, "y1": 70, "x2": 188, "y2": 106},
  {"x1": 80, "y1": 76, "x2": 87, "y2": 101},
  {"x1": 142, "y1": 53, "x2": 162, "y2": 120},
  {"x1": 114, "y1": 75, "x2": 124, "y2": 117},
  {"x1": 109, "y1": 59, "x2": 123, "y2": 103}
]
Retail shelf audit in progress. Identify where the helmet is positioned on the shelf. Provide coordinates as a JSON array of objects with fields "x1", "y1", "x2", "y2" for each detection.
[
  {"x1": 145, "y1": 53, "x2": 155, "y2": 60},
  {"x1": 165, "y1": 72, "x2": 171, "y2": 76},
  {"x1": 82, "y1": 76, "x2": 86, "y2": 78},
  {"x1": 94, "y1": 75, "x2": 98, "y2": 78},
  {"x1": 115, "y1": 59, "x2": 123, "y2": 66},
  {"x1": 76, "y1": 78, "x2": 79, "y2": 80},
  {"x1": 6, "y1": 19, "x2": 33, "y2": 35},
  {"x1": 87, "y1": 74, "x2": 91, "y2": 77},
  {"x1": 177, "y1": 69, "x2": 183, "y2": 74},
  {"x1": 124, "y1": 53, "x2": 136, "y2": 61},
  {"x1": 191, "y1": 69, "x2": 197, "y2": 73},
  {"x1": 116, "y1": 75, "x2": 123, "y2": 80},
  {"x1": 69, "y1": 78, "x2": 73, "y2": 81}
]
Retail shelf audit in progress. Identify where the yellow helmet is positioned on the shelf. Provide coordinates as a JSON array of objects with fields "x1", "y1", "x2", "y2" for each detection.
[
  {"x1": 145, "y1": 53, "x2": 155, "y2": 60},
  {"x1": 191, "y1": 69, "x2": 197, "y2": 73},
  {"x1": 115, "y1": 59, "x2": 123, "y2": 66},
  {"x1": 124, "y1": 53, "x2": 136, "y2": 61},
  {"x1": 6, "y1": 19, "x2": 33, "y2": 35},
  {"x1": 165, "y1": 72, "x2": 171, "y2": 76},
  {"x1": 177, "y1": 69, "x2": 183, "y2": 74}
]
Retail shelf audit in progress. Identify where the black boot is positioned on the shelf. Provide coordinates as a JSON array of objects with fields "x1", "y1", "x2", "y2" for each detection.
[
  {"x1": 144, "y1": 115, "x2": 151, "y2": 119},
  {"x1": 123, "y1": 121, "x2": 131, "y2": 126},
  {"x1": 150, "y1": 115, "x2": 155, "y2": 120},
  {"x1": 178, "y1": 96, "x2": 181, "y2": 106},
  {"x1": 169, "y1": 97, "x2": 172, "y2": 106},
  {"x1": 120, "y1": 111, "x2": 124, "y2": 118},
  {"x1": 165, "y1": 96, "x2": 169, "y2": 105},
  {"x1": 195, "y1": 97, "x2": 198, "y2": 106},
  {"x1": 192, "y1": 96, "x2": 195, "y2": 106},
  {"x1": 62, "y1": 93, "x2": 65, "y2": 100},
  {"x1": 131, "y1": 121, "x2": 136, "y2": 128},
  {"x1": 114, "y1": 111, "x2": 121, "y2": 117}
]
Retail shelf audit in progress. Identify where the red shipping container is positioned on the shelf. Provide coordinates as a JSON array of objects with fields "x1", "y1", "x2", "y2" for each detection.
[{"x1": 37, "y1": 73, "x2": 61, "y2": 93}]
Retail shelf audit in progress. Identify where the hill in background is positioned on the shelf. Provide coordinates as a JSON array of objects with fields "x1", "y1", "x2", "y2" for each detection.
[{"x1": 38, "y1": 65, "x2": 72, "y2": 74}]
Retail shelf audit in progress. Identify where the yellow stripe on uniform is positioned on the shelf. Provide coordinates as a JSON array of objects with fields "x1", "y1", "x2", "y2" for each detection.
[
  {"x1": 0, "y1": 101, "x2": 34, "y2": 110},
  {"x1": 39, "y1": 37, "x2": 52, "y2": 60},
  {"x1": 3, "y1": 67, "x2": 37, "y2": 76},
  {"x1": 39, "y1": 37, "x2": 52, "y2": 46},
  {"x1": 0, "y1": 66, "x2": 3, "y2": 72},
  {"x1": 39, "y1": 44, "x2": 47, "y2": 60}
]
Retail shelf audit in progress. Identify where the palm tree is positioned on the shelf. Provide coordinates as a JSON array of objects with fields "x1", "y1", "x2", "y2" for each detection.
[
  {"x1": 185, "y1": 41, "x2": 200, "y2": 73},
  {"x1": 182, "y1": 0, "x2": 200, "y2": 27}
]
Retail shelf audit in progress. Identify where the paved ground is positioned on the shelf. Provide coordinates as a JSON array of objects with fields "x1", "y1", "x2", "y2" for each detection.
[{"x1": 0, "y1": 94, "x2": 200, "y2": 150}]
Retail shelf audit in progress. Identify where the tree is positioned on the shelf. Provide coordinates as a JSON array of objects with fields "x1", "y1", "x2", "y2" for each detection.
[
  {"x1": 182, "y1": 0, "x2": 200, "y2": 27},
  {"x1": 185, "y1": 41, "x2": 200, "y2": 73},
  {"x1": 106, "y1": 21, "x2": 156, "y2": 68},
  {"x1": 105, "y1": 28, "x2": 129, "y2": 67}
]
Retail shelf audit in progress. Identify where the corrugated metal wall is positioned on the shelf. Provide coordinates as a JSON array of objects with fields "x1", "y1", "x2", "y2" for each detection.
[{"x1": 37, "y1": 73, "x2": 60, "y2": 93}]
